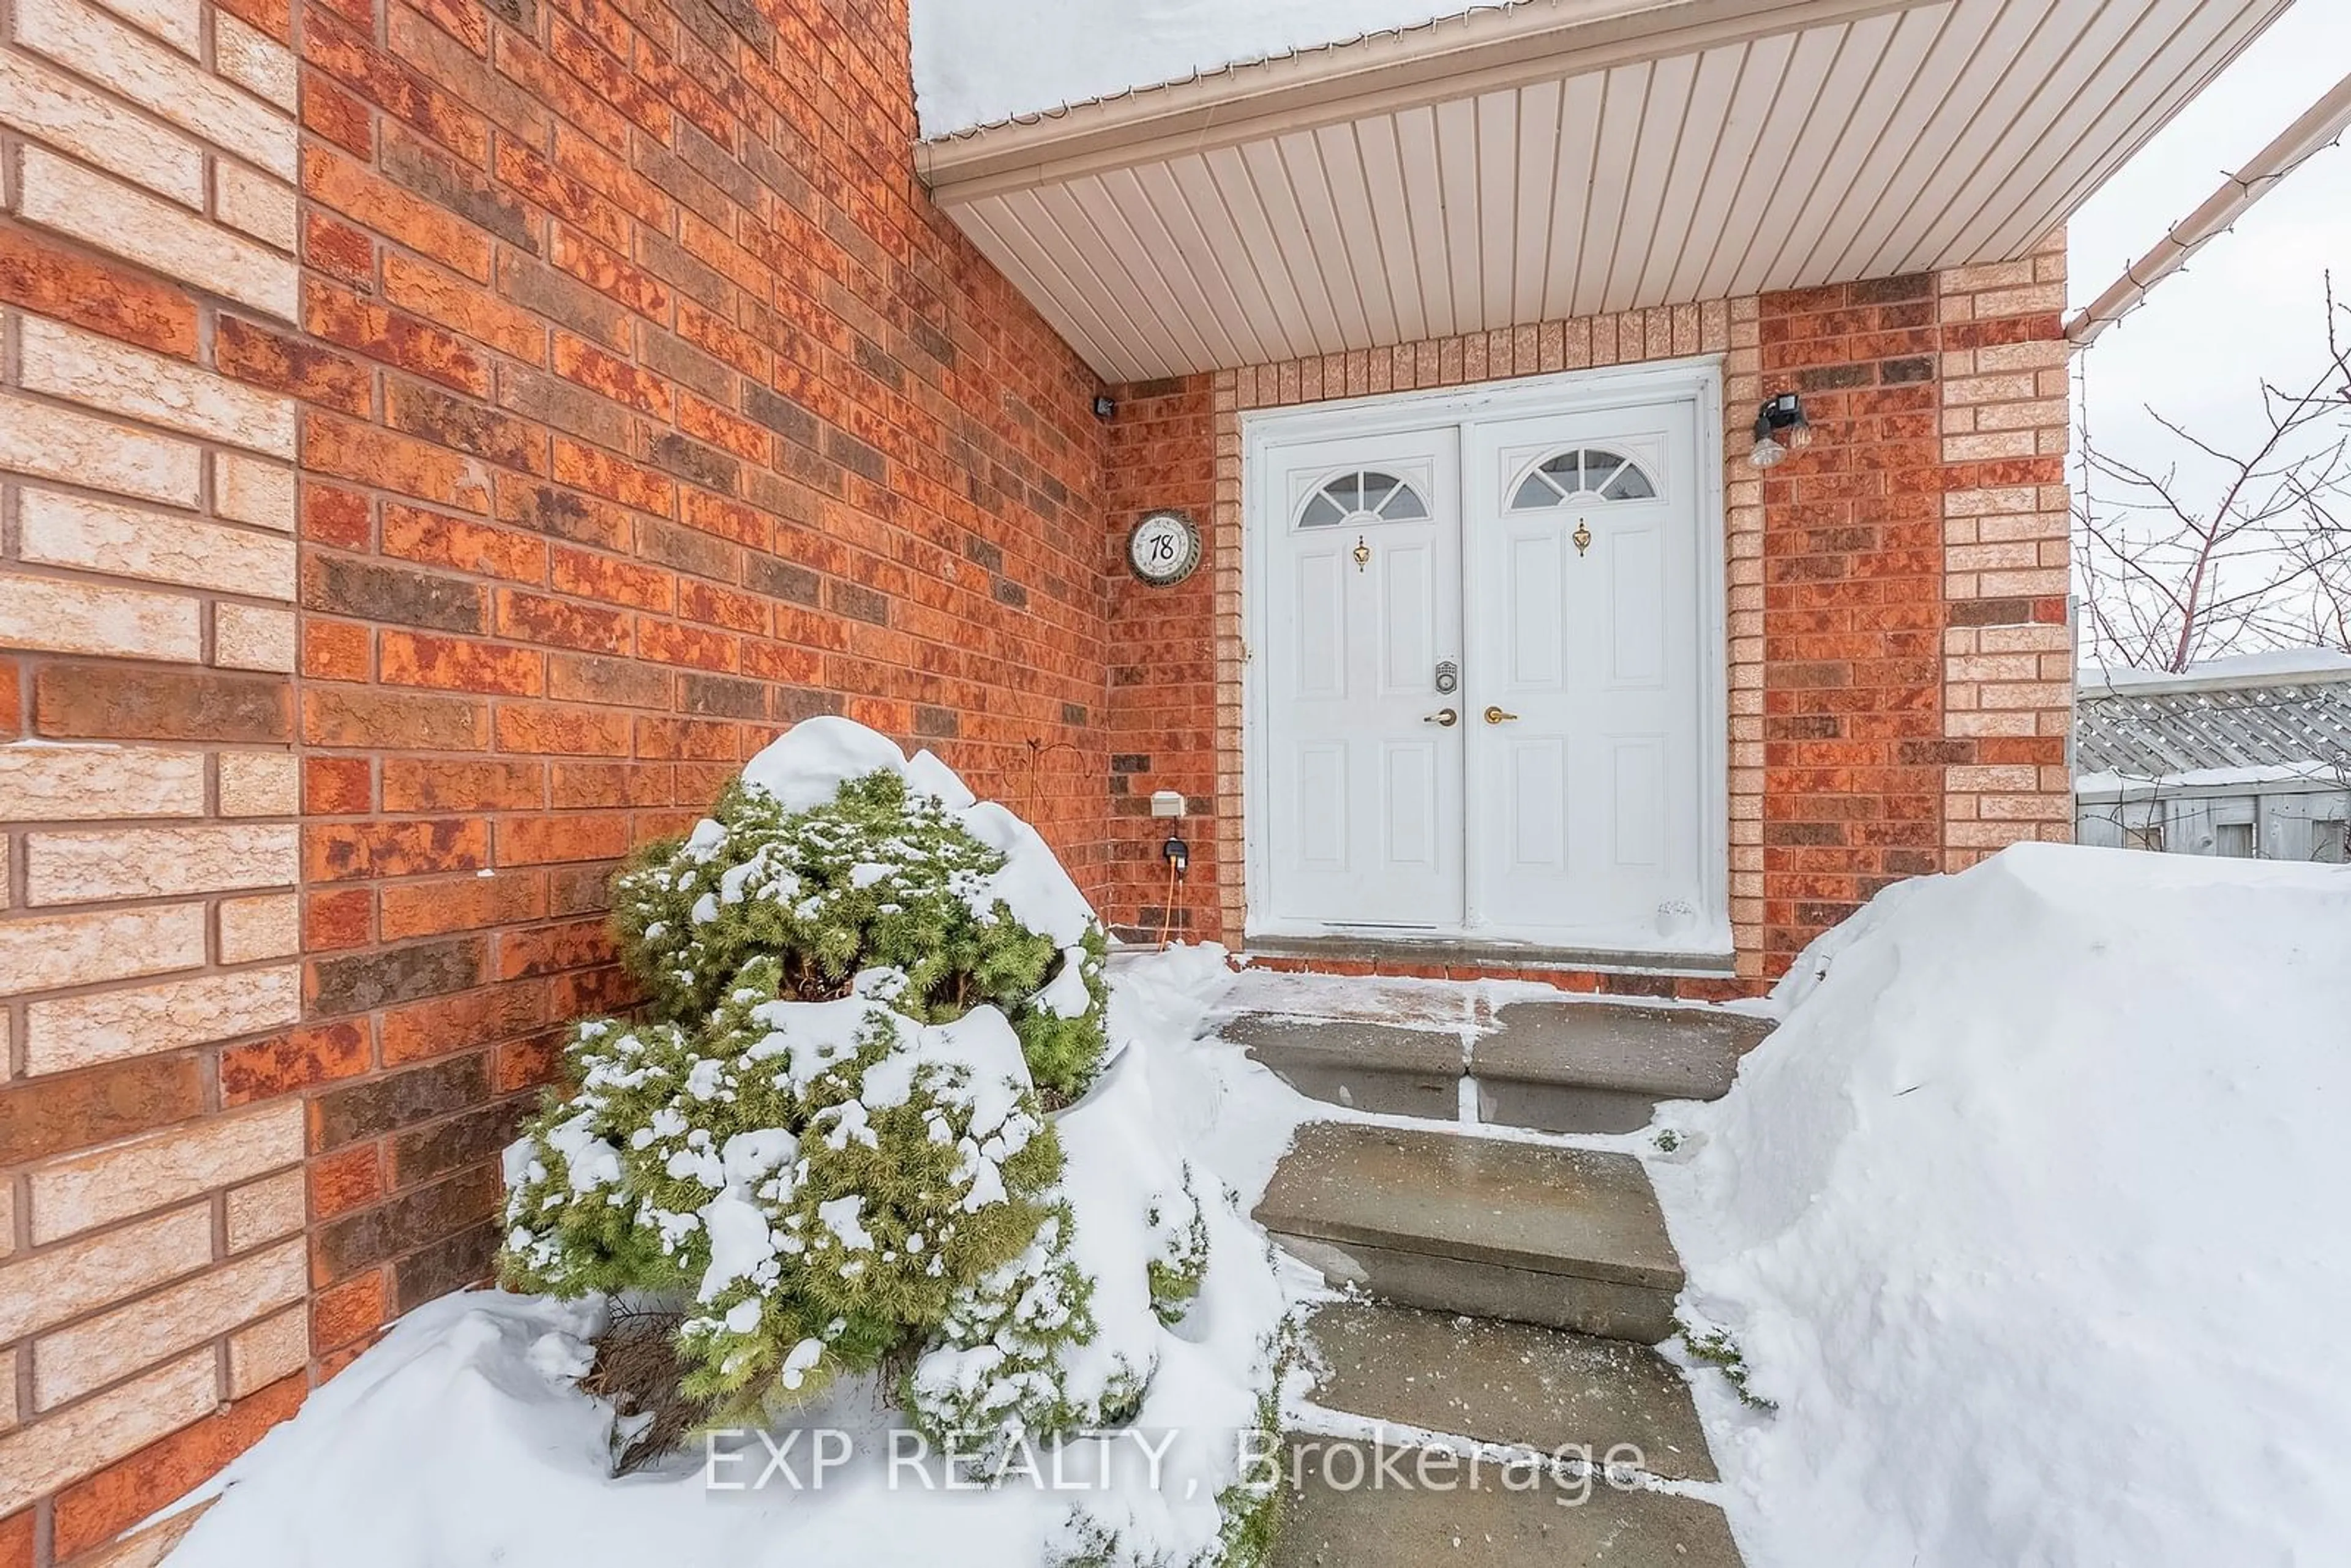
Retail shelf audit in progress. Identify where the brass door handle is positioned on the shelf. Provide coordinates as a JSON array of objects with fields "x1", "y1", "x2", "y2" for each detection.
[
  {"x1": 1423, "y1": 708, "x2": 1458, "y2": 727},
  {"x1": 1483, "y1": 706, "x2": 1520, "y2": 724}
]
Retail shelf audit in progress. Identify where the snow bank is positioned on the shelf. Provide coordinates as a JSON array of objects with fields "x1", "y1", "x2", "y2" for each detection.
[
  {"x1": 1651, "y1": 844, "x2": 2351, "y2": 1567},
  {"x1": 909, "y1": 0, "x2": 1464, "y2": 137},
  {"x1": 166, "y1": 950, "x2": 1281, "y2": 1568}
]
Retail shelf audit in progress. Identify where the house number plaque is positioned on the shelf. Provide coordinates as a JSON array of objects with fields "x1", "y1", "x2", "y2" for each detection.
[{"x1": 1126, "y1": 509, "x2": 1201, "y2": 586}]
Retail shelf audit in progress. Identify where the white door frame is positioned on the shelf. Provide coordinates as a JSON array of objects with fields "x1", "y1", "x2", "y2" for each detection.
[{"x1": 1240, "y1": 356, "x2": 1730, "y2": 953}]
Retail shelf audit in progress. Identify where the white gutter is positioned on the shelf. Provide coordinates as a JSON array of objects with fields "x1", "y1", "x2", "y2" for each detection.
[{"x1": 2067, "y1": 65, "x2": 2351, "y2": 350}]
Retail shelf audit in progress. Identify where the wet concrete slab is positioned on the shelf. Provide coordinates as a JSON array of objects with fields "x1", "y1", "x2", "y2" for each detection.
[
  {"x1": 1300, "y1": 1301, "x2": 1717, "y2": 1482},
  {"x1": 1471, "y1": 1002, "x2": 1769, "y2": 1134},
  {"x1": 1270, "y1": 1436, "x2": 1743, "y2": 1568},
  {"x1": 1224, "y1": 1013, "x2": 1464, "y2": 1119},
  {"x1": 1255, "y1": 1122, "x2": 1682, "y2": 1340}
]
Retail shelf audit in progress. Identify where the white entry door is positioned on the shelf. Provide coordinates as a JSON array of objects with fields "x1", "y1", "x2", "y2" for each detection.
[
  {"x1": 1259, "y1": 428, "x2": 1463, "y2": 928},
  {"x1": 1464, "y1": 401, "x2": 1709, "y2": 945},
  {"x1": 1250, "y1": 375, "x2": 1722, "y2": 953}
]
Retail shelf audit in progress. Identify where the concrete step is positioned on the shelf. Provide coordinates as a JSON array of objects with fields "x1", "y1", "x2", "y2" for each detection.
[
  {"x1": 1228, "y1": 998, "x2": 1771, "y2": 1136},
  {"x1": 1271, "y1": 1436, "x2": 1743, "y2": 1568},
  {"x1": 1253, "y1": 1122, "x2": 1683, "y2": 1341},
  {"x1": 1298, "y1": 1301, "x2": 1717, "y2": 1482},
  {"x1": 1472, "y1": 1001, "x2": 1770, "y2": 1135},
  {"x1": 1225, "y1": 1013, "x2": 1463, "y2": 1119}
]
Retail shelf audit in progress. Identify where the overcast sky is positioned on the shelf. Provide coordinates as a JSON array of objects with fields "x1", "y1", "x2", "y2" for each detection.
[{"x1": 2069, "y1": 3, "x2": 2351, "y2": 469}]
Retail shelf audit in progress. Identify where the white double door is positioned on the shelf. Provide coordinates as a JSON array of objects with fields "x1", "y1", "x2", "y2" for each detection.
[{"x1": 1256, "y1": 392, "x2": 1715, "y2": 950}]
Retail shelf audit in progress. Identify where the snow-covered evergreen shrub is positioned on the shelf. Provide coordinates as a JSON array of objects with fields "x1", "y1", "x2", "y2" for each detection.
[
  {"x1": 901, "y1": 1202, "x2": 1149, "y2": 1468},
  {"x1": 1207, "y1": 1342, "x2": 1292, "y2": 1568},
  {"x1": 502, "y1": 957, "x2": 1068, "y2": 1426},
  {"x1": 1146, "y1": 1165, "x2": 1210, "y2": 1327},
  {"x1": 500, "y1": 719, "x2": 1173, "y2": 1466},
  {"x1": 611, "y1": 751, "x2": 1111, "y2": 1103}
]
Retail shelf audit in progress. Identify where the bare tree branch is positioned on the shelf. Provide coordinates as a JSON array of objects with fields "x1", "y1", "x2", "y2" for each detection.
[{"x1": 2075, "y1": 277, "x2": 2351, "y2": 672}]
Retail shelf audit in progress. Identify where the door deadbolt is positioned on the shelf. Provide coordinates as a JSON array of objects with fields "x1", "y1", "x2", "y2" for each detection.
[
  {"x1": 1423, "y1": 708, "x2": 1459, "y2": 727},
  {"x1": 1434, "y1": 659, "x2": 1459, "y2": 694},
  {"x1": 1483, "y1": 706, "x2": 1520, "y2": 724}
]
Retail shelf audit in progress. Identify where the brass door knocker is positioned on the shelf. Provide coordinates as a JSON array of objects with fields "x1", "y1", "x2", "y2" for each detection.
[
  {"x1": 1572, "y1": 518, "x2": 1593, "y2": 557},
  {"x1": 1352, "y1": 536, "x2": 1371, "y2": 571}
]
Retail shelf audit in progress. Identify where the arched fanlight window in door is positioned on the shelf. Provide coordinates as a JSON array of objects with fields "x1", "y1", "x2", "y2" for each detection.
[
  {"x1": 1297, "y1": 468, "x2": 1430, "y2": 527},
  {"x1": 1508, "y1": 448, "x2": 1657, "y2": 509}
]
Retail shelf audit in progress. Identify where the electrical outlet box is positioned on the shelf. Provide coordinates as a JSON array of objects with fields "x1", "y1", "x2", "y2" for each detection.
[{"x1": 1149, "y1": 790, "x2": 1185, "y2": 819}]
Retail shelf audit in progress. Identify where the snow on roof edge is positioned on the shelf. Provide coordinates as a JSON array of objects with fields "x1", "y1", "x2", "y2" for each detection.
[
  {"x1": 2078, "y1": 648, "x2": 2351, "y2": 699},
  {"x1": 2075, "y1": 762, "x2": 2345, "y2": 801},
  {"x1": 916, "y1": 3, "x2": 1520, "y2": 144}
]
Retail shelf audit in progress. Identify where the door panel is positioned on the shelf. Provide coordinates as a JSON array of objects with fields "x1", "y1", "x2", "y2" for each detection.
[
  {"x1": 1293, "y1": 742, "x2": 1348, "y2": 869},
  {"x1": 1466, "y1": 402, "x2": 1708, "y2": 945},
  {"x1": 1608, "y1": 524, "x2": 1667, "y2": 685},
  {"x1": 1261, "y1": 427, "x2": 1463, "y2": 928},
  {"x1": 1382, "y1": 740, "x2": 1441, "y2": 868},
  {"x1": 1294, "y1": 546, "x2": 1346, "y2": 696},
  {"x1": 1379, "y1": 541, "x2": 1436, "y2": 693},
  {"x1": 1610, "y1": 737, "x2": 1667, "y2": 868},
  {"x1": 1507, "y1": 532, "x2": 1565, "y2": 686},
  {"x1": 1505, "y1": 737, "x2": 1570, "y2": 872}
]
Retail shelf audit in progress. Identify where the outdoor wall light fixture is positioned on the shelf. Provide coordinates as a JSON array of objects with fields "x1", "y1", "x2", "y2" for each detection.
[{"x1": 1749, "y1": 392, "x2": 1812, "y2": 468}]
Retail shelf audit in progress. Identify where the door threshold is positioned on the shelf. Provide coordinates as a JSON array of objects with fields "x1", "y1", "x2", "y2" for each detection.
[{"x1": 1243, "y1": 932, "x2": 1737, "y2": 978}]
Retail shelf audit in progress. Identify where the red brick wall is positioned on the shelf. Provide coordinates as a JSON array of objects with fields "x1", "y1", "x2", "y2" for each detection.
[
  {"x1": 5, "y1": 0, "x2": 1122, "y2": 1553},
  {"x1": 1753, "y1": 275, "x2": 1951, "y2": 973},
  {"x1": 1101, "y1": 375, "x2": 1221, "y2": 942},
  {"x1": 252, "y1": 0, "x2": 1118, "y2": 1383}
]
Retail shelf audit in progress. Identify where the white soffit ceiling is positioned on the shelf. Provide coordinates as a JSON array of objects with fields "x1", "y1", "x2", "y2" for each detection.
[{"x1": 918, "y1": 0, "x2": 2292, "y2": 382}]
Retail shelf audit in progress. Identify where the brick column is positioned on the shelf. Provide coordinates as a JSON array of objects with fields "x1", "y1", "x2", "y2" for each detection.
[
  {"x1": 0, "y1": 0, "x2": 310, "y2": 1557},
  {"x1": 1937, "y1": 233, "x2": 2074, "y2": 862},
  {"x1": 1720, "y1": 298, "x2": 1767, "y2": 981}
]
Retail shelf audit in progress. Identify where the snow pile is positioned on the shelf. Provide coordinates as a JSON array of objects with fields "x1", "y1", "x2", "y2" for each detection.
[
  {"x1": 740, "y1": 716, "x2": 913, "y2": 811},
  {"x1": 909, "y1": 0, "x2": 1466, "y2": 137},
  {"x1": 167, "y1": 948, "x2": 1288, "y2": 1568},
  {"x1": 2080, "y1": 645, "x2": 2351, "y2": 692},
  {"x1": 1652, "y1": 844, "x2": 2351, "y2": 1566}
]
